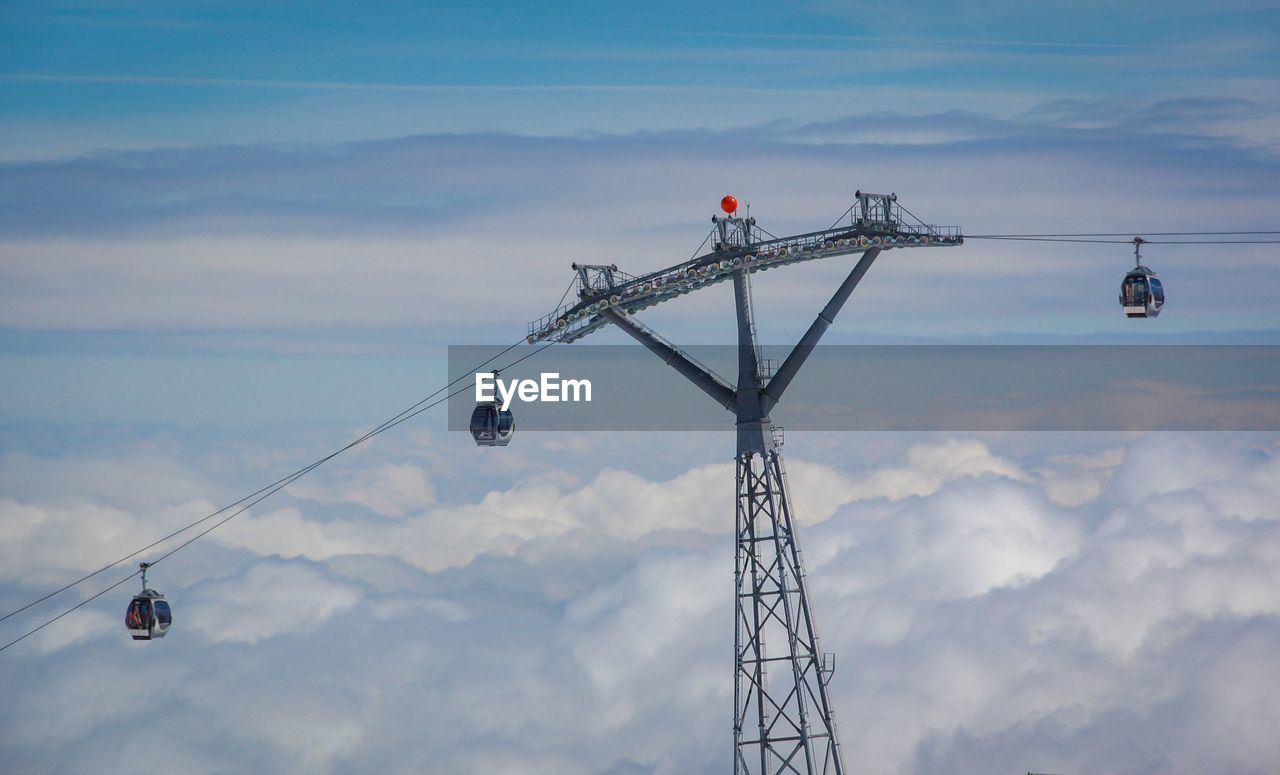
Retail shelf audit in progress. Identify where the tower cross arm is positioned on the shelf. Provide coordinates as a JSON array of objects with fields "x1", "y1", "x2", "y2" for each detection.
[
  {"x1": 761, "y1": 247, "x2": 882, "y2": 412},
  {"x1": 601, "y1": 308, "x2": 737, "y2": 411}
]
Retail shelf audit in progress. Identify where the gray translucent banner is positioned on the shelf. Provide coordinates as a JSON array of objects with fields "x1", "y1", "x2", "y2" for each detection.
[{"x1": 448, "y1": 345, "x2": 1280, "y2": 432}]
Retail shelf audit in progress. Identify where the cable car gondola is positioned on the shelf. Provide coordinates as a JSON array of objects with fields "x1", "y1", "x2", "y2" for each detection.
[
  {"x1": 470, "y1": 400, "x2": 514, "y2": 446},
  {"x1": 1120, "y1": 237, "x2": 1164, "y2": 318},
  {"x1": 125, "y1": 562, "x2": 172, "y2": 641}
]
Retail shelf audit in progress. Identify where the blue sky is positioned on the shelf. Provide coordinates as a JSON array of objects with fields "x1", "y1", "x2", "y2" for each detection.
[
  {"x1": 2, "y1": 3, "x2": 1280, "y2": 774},
  {"x1": 3, "y1": 1, "x2": 1279, "y2": 155}
]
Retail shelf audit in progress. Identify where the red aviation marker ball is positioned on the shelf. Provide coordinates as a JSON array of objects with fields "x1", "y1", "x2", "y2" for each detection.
[{"x1": 720, "y1": 194, "x2": 738, "y2": 214}]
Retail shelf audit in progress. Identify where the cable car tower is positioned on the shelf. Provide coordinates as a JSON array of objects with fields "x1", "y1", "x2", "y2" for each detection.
[{"x1": 527, "y1": 192, "x2": 962, "y2": 774}]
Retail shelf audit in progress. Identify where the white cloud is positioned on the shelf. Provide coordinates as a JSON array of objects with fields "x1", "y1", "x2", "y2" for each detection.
[
  {"x1": 1035, "y1": 445, "x2": 1124, "y2": 506},
  {"x1": 287, "y1": 461, "x2": 436, "y2": 517},
  {"x1": 842, "y1": 437, "x2": 1030, "y2": 502},
  {"x1": 205, "y1": 439, "x2": 1029, "y2": 574},
  {"x1": 212, "y1": 464, "x2": 733, "y2": 572},
  {"x1": 0, "y1": 497, "x2": 145, "y2": 584},
  {"x1": 25, "y1": 609, "x2": 115, "y2": 655},
  {"x1": 184, "y1": 561, "x2": 362, "y2": 644}
]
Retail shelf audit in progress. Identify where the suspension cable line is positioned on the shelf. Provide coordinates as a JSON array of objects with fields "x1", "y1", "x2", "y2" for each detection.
[
  {"x1": 0, "y1": 340, "x2": 555, "y2": 651},
  {"x1": 962, "y1": 229, "x2": 1280, "y2": 245},
  {"x1": 966, "y1": 235, "x2": 1280, "y2": 244},
  {"x1": 965, "y1": 230, "x2": 1280, "y2": 238}
]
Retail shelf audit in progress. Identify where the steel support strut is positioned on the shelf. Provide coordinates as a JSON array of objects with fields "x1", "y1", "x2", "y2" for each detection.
[
  {"x1": 602, "y1": 307, "x2": 736, "y2": 410},
  {"x1": 763, "y1": 247, "x2": 881, "y2": 412}
]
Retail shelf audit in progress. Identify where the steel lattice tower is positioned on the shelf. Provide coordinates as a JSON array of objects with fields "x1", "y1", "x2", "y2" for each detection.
[
  {"x1": 525, "y1": 193, "x2": 962, "y2": 773},
  {"x1": 728, "y1": 263, "x2": 844, "y2": 775}
]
